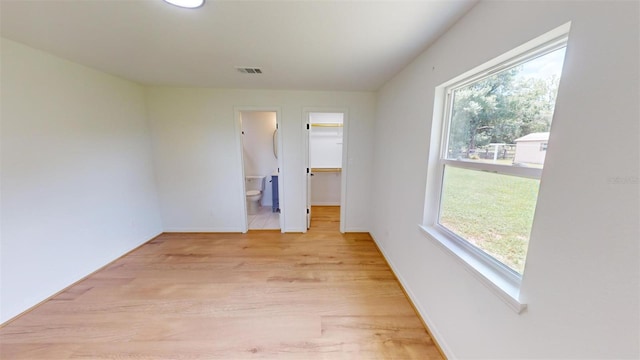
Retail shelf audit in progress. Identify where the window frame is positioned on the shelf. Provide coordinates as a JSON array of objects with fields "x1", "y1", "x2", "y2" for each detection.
[{"x1": 420, "y1": 23, "x2": 571, "y2": 313}]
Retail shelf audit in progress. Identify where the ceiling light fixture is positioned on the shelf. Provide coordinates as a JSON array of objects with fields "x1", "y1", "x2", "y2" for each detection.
[{"x1": 163, "y1": 0, "x2": 205, "y2": 9}]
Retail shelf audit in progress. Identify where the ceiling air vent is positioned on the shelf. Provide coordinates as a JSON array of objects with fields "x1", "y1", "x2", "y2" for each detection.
[{"x1": 236, "y1": 67, "x2": 263, "y2": 74}]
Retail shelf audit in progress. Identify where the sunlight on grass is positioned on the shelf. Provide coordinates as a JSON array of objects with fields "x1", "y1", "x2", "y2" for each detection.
[{"x1": 439, "y1": 166, "x2": 540, "y2": 273}]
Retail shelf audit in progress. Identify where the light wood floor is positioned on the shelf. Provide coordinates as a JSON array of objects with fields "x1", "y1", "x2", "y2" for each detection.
[{"x1": 0, "y1": 206, "x2": 443, "y2": 359}]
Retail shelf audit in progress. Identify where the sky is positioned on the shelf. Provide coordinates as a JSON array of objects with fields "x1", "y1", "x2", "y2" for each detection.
[{"x1": 519, "y1": 47, "x2": 566, "y2": 80}]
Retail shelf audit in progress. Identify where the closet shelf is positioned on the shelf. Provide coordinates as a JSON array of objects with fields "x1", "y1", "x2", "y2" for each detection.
[
  {"x1": 311, "y1": 123, "x2": 343, "y2": 128},
  {"x1": 311, "y1": 168, "x2": 342, "y2": 173}
]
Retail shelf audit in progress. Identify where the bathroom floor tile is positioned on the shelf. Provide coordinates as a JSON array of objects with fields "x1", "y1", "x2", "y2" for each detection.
[
  {"x1": 248, "y1": 206, "x2": 280, "y2": 230},
  {"x1": 264, "y1": 218, "x2": 280, "y2": 229}
]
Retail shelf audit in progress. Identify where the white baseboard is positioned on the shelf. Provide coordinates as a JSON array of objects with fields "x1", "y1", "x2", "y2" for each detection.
[
  {"x1": 1, "y1": 230, "x2": 164, "y2": 326},
  {"x1": 164, "y1": 227, "x2": 308, "y2": 234},
  {"x1": 344, "y1": 227, "x2": 369, "y2": 233},
  {"x1": 163, "y1": 228, "x2": 243, "y2": 233},
  {"x1": 369, "y1": 231, "x2": 454, "y2": 359}
]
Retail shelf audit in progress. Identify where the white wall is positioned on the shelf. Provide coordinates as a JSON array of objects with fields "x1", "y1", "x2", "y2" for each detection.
[
  {"x1": 371, "y1": 1, "x2": 639, "y2": 359},
  {"x1": 309, "y1": 113, "x2": 343, "y2": 206},
  {"x1": 309, "y1": 127, "x2": 343, "y2": 168},
  {"x1": 146, "y1": 88, "x2": 375, "y2": 232},
  {"x1": 241, "y1": 111, "x2": 278, "y2": 206},
  {"x1": 311, "y1": 172, "x2": 341, "y2": 206},
  {"x1": 514, "y1": 141, "x2": 547, "y2": 165},
  {"x1": 309, "y1": 112, "x2": 344, "y2": 169},
  {"x1": 0, "y1": 39, "x2": 163, "y2": 323}
]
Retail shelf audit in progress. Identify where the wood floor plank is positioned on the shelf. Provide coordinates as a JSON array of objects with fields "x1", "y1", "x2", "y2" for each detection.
[{"x1": 0, "y1": 206, "x2": 443, "y2": 359}]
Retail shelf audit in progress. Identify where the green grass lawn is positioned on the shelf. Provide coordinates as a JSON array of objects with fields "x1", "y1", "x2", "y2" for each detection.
[{"x1": 439, "y1": 166, "x2": 540, "y2": 273}]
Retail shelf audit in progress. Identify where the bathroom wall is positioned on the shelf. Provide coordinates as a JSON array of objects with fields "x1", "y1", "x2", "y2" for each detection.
[{"x1": 241, "y1": 111, "x2": 278, "y2": 206}]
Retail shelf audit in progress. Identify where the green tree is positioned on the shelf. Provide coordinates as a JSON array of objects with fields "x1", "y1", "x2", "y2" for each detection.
[{"x1": 448, "y1": 67, "x2": 559, "y2": 158}]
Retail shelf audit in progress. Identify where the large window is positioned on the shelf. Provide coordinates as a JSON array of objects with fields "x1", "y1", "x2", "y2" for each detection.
[{"x1": 423, "y1": 26, "x2": 569, "y2": 310}]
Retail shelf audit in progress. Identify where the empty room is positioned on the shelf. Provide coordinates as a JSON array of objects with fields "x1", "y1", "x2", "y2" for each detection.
[{"x1": 1, "y1": 0, "x2": 638, "y2": 359}]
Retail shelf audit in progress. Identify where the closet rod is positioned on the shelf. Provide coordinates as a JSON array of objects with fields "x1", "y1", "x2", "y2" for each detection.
[
  {"x1": 311, "y1": 168, "x2": 342, "y2": 173},
  {"x1": 311, "y1": 123, "x2": 343, "y2": 128}
]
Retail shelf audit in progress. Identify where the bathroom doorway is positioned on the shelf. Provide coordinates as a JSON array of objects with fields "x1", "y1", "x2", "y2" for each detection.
[
  {"x1": 303, "y1": 110, "x2": 347, "y2": 232},
  {"x1": 237, "y1": 109, "x2": 283, "y2": 231}
]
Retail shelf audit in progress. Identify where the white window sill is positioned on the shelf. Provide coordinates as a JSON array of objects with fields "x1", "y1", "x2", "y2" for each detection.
[{"x1": 419, "y1": 224, "x2": 527, "y2": 313}]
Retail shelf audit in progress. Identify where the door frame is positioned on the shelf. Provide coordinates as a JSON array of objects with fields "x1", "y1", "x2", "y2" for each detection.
[
  {"x1": 234, "y1": 106, "x2": 284, "y2": 233},
  {"x1": 302, "y1": 108, "x2": 349, "y2": 233}
]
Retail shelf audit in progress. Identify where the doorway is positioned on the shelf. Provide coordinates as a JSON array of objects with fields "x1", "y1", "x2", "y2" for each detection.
[
  {"x1": 304, "y1": 110, "x2": 347, "y2": 232},
  {"x1": 237, "y1": 109, "x2": 283, "y2": 232}
]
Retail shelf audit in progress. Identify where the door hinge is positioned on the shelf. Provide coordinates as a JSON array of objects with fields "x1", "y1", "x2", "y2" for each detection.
[
  {"x1": 306, "y1": 124, "x2": 310, "y2": 130},
  {"x1": 276, "y1": 123, "x2": 278, "y2": 129},
  {"x1": 278, "y1": 167, "x2": 280, "y2": 173},
  {"x1": 306, "y1": 168, "x2": 310, "y2": 174},
  {"x1": 306, "y1": 209, "x2": 310, "y2": 214}
]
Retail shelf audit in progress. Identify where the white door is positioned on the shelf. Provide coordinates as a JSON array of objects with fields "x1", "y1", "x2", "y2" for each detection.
[{"x1": 306, "y1": 121, "x2": 311, "y2": 229}]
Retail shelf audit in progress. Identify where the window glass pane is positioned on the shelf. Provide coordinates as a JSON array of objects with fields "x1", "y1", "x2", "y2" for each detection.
[
  {"x1": 446, "y1": 48, "x2": 565, "y2": 169},
  {"x1": 439, "y1": 166, "x2": 540, "y2": 274}
]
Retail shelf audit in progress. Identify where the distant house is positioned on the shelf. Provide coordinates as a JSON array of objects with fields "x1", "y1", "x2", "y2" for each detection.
[{"x1": 514, "y1": 132, "x2": 549, "y2": 165}]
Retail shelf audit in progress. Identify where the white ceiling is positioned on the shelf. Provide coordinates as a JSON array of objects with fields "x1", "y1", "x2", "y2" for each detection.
[{"x1": 0, "y1": 0, "x2": 477, "y2": 91}]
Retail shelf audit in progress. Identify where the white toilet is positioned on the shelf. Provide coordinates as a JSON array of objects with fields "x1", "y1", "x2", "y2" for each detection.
[{"x1": 245, "y1": 176, "x2": 266, "y2": 215}]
